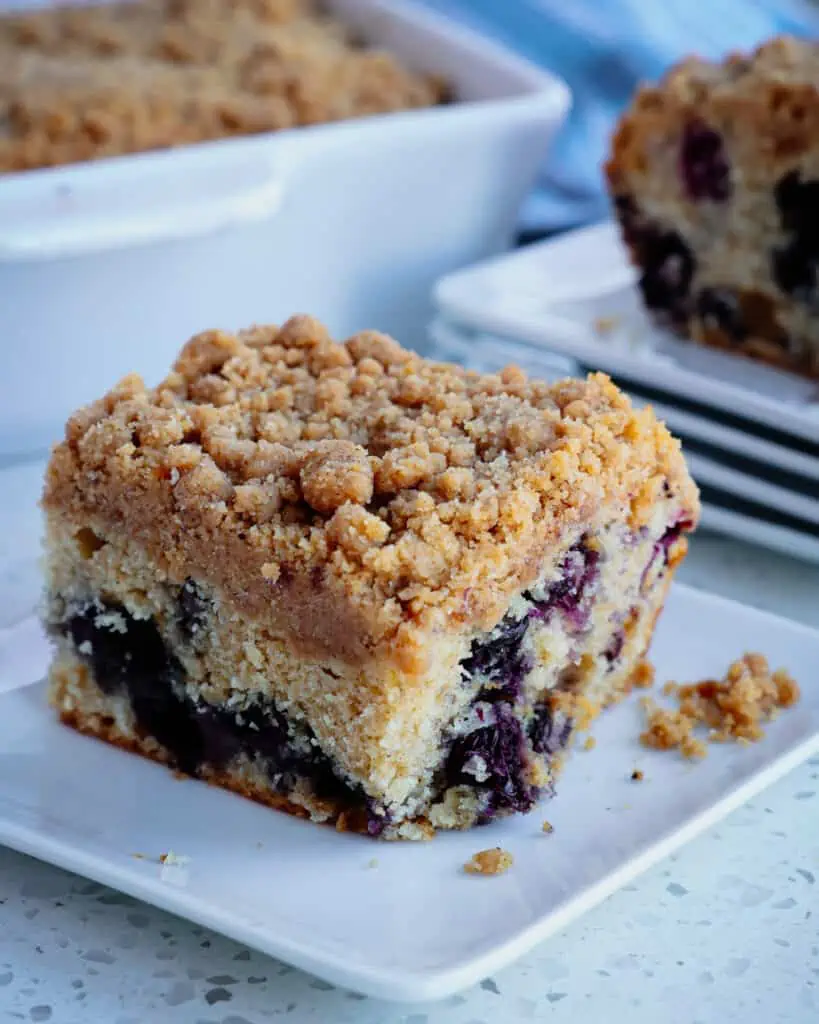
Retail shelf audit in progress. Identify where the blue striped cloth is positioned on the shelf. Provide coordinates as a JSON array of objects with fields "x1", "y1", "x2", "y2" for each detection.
[{"x1": 418, "y1": 0, "x2": 819, "y2": 233}]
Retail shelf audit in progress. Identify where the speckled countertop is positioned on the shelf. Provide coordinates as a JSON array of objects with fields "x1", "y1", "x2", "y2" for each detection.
[{"x1": 1, "y1": 457, "x2": 818, "y2": 1024}]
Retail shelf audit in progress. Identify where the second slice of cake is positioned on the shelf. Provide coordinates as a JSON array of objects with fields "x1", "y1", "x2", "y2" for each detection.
[
  {"x1": 42, "y1": 316, "x2": 699, "y2": 838},
  {"x1": 607, "y1": 36, "x2": 819, "y2": 379}
]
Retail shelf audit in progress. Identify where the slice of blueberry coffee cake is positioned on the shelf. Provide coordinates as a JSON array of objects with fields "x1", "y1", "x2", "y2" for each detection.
[
  {"x1": 42, "y1": 316, "x2": 699, "y2": 839},
  {"x1": 607, "y1": 36, "x2": 819, "y2": 379}
]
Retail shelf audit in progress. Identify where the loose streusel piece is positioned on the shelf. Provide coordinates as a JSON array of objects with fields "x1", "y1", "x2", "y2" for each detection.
[
  {"x1": 464, "y1": 848, "x2": 514, "y2": 876},
  {"x1": 640, "y1": 652, "x2": 800, "y2": 759},
  {"x1": 607, "y1": 36, "x2": 819, "y2": 379},
  {"x1": 42, "y1": 315, "x2": 698, "y2": 838}
]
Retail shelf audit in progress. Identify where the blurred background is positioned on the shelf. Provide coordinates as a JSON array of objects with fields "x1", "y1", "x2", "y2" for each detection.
[{"x1": 419, "y1": 0, "x2": 819, "y2": 241}]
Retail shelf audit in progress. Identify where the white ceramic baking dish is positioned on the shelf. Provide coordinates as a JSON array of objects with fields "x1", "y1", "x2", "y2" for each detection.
[{"x1": 0, "y1": 0, "x2": 569, "y2": 455}]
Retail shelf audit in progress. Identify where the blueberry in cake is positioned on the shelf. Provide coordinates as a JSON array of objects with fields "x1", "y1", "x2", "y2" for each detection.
[
  {"x1": 607, "y1": 36, "x2": 819, "y2": 379},
  {"x1": 42, "y1": 316, "x2": 699, "y2": 839}
]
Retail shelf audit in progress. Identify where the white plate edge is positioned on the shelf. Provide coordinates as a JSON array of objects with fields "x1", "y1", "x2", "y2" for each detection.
[{"x1": 685, "y1": 452, "x2": 819, "y2": 526}]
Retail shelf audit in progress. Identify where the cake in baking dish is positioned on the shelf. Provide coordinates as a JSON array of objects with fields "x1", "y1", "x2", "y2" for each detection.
[
  {"x1": 607, "y1": 36, "x2": 819, "y2": 379},
  {"x1": 41, "y1": 315, "x2": 699, "y2": 839},
  {"x1": 0, "y1": 0, "x2": 447, "y2": 172}
]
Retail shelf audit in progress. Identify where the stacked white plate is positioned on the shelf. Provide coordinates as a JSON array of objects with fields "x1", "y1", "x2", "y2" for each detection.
[{"x1": 429, "y1": 221, "x2": 819, "y2": 565}]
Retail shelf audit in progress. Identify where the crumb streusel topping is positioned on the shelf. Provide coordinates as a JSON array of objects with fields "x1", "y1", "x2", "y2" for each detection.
[
  {"x1": 608, "y1": 36, "x2": 819, "y2": 195},
  {"x1": 44, "y1": 315, "x2": 698, "y2": 673},
  {"x1": 0, "y1": 0, "x2": 446, "y2": 172},
  {"x1": 464, "y1": 847, "x2": 514, "y2": 876},
  {"x1": 640, "y1": 652, "x2": 800, "y2": 759}
]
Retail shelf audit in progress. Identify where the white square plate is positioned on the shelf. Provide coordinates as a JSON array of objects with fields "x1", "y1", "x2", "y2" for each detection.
[
  {"x1": 1, "y1": 585, "x2": 818, "y2": 1003},
  {"x1": 435, "y1": 221, "x2": 819, "y2": 445}
]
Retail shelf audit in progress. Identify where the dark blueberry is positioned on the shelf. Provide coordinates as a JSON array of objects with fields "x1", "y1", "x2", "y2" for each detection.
[
  {"x1": 771, "y1": 170, "x2": 819, "y2": 308},
  {"x1": 614, "y1": 194, "x2": 638, "y2": 217},
  {"x1": 65, "y1": 602, "x2": 357, "y2": 807},
  {"x1": 679, "y1": 122, "x2": 731, "y2": 202},
  {"x1": 612, "y1": 196, "x2": 695, "y2": 322},
  {"x1": 461, "y1": 615, "x2": 529, "y2": 700},
  {"x1": 696, "y1": 287, "x2": 746, "y2": 342},
  {"x1": 527, "y1": 541, "x2": 600, "y2": 631},
  {"x1": 641, "y1": 519, "x2": 692, "y2": 591},
  {"x1": 603, "y1": 629, "x2": 625, "y2": 665},
  {"x1": 67, "y1": 603, "x2": 202, "y2": 772},
  {"x1": 528, "y1": 702, "x2": 573, "y2": 757},
  {"x1": 365, "y1": 800, "x2": 391, "y2": 837},
  {"x1": 774, "y1": 171, "x2": 819, "y2": 240},
  {"x1": 660, "y1": 520, "x2": 693, "y2": 564},
  {"x1": 177, "y1": 579, "x2": 211, "y2": 645},
  {"x1": 772, "y1": 236, "x2": 818, "y2": 307},
  {"x1": 446, "y1": 702, "x2": 536, "y2": 818},
  {"x1": 637, "y1": 229, "x2": 695, "y2": 322},
  {"x1": 613, "y1": 193, "x2": 642, "y2": 248}
]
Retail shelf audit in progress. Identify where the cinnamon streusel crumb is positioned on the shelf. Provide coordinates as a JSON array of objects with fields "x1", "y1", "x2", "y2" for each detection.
[
  {"x1": 44, "y1": 315, "x2": 697, "y2": 672},
  {"x1": 640, "y1": 653, "x2": 800, "y2": 759},
  {"x1": 464, "y1": 847, "x2": 514, "y2": 876},
  {"x1": 631, "y1": 661, "x2": 656, "y2": 690}
]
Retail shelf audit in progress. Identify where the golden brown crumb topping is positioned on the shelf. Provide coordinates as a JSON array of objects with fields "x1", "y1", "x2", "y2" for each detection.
[
  {"x1": 464, "y1": 847, "x2": 514, "y2": 876},
  {"x1": 607, "y1": 36, "x2": 819, "y2": 193},
  {"x1": 640, "y1": 652, "x2": 800, "y2": 759},
  {"x1": 44, "y1": 316, "x2": 698, "y2": 672},
  {"x1": 0, "y1": 0, "x2": 446, "y2": 172}
]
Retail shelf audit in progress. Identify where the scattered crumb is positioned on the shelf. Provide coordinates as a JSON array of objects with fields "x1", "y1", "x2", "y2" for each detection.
[
  {"x1": 583, "y1": 736, "x2": 596, "y2": 752},
  {"x1": 630, "y1": 769, "x2": 644, "y2": 782},
  {"x1": 594, "y1": 315, "x2": 621, "y2": 335},
  {"x1": 159, "y1": 851, "x2": 191, "y2": 867},
  {"x1": 541, "y1": 820, "x2": 554, "y2": 834},
  {"x1": 131, "y1": 853, "x2": 147, "y2": 860},
  {"x1": 640, "y1": 653, "x2": 800, "y2": 760},
  {"x1": 631, "y1": 661, "x2": 655, "y2": 690},
  {"x1": 367, "y1": 858, "x2": 379, "y2": 870},
  {"x1": 464, "y1": 847, "x2": 514, "y2": 876}
]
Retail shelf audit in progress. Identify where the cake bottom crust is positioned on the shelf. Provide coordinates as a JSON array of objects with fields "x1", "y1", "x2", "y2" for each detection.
[{"x1": 688, "y1": 318, "x2": 819, "y2": 379}]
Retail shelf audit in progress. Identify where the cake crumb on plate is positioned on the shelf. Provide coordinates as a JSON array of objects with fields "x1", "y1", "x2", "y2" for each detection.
[
  {"x1": 631, "y1": 661, "x2": 655, "y2": 690},
  {"x1": 541, "y1": 820, "x2": 554, "y2": 834},
  {"x1": 640, "y1": 653, "x2": 800, "y2": 759},
  {"x1": 630, "y1": 769, "x2": 644, "y2": 781},
  {"x1": 594, "y1": 316, "x2": 621, "y2": 335},
  {"x1": 464, "y1": 848, "x2": 514, "y2": 876},
  {"x1": 159, "y1": 850, "x2": 191, "y2": 867}
]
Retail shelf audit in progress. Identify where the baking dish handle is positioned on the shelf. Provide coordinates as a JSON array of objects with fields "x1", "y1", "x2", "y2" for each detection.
[{"x1": 0, "y1": 153, "x2": 286, "y2": 262}]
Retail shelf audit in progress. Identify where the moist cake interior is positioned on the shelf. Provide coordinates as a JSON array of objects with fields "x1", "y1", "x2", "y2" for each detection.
[{"x1": 46, "y1": 514, "x2": 689, "y2": 837}]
